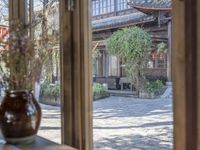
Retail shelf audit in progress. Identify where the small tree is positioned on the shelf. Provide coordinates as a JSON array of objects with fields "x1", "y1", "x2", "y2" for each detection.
[{"x1": 106, "y1": 27, "x2": 152, "y2": 93}]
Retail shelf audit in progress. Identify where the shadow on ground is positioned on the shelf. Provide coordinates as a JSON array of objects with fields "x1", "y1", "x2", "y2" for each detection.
[
  {"x1": 93, "y1": 96, "x2": 173, "y2": 150},
  {"x1": 93, "y1": 97, "x2": 172, "y2": 119},
  {"x1": 94, "y1": 133, "x2": 173, "y2": 150}
]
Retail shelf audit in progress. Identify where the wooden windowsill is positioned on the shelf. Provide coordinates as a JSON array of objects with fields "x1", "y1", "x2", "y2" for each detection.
[{"x1": 0, "y1": 136, "x2": 77, "y2": 150}]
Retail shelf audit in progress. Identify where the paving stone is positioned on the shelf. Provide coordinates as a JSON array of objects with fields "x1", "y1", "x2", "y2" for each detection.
[{"x1": 38, "y1": 96, "x2": 173, "y2": 150}]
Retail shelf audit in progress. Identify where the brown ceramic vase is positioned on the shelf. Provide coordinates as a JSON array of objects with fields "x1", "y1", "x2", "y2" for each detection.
[{"x1": 0, "y1": 90, "x2": 42, "y2": 144}]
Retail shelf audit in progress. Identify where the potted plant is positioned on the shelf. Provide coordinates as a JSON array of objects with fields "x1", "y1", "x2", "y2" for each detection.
[
  {"x1": 140, "y1": 80, "x2": 164, "y2": 99},
  {"x1": 40, "y1": 80, "x2": 60, "y2": 105},
  {"x1": 93, "y1": 83, "x2": 109, "y2": 100},
  {"x1": 0, "y1": 20, "x2": 44, "y2": 144}
]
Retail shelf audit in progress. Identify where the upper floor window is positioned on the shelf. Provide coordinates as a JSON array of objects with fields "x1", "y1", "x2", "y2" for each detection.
[
  {"x1": 117, "y1": 0, "x2": 130, "y2": 11},
  {"x1": 92, "y1": 0, "x2": 129, "y2": 16}
]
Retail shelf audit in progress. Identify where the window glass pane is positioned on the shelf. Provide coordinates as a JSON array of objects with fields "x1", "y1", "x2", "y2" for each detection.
[
  {"x1": 109, "y1": 56, "x2": 119, "y2": 76},
  {"x1": 103, "y1": 7, "x2": 106, "y2": 13},
  {"x1": 99, "y1": 0, "x2": 102, "y2": 14},
  {"x1": 0, "y1": 0, "x2": 8, "y2": 26},
  {"x1": 103, "y1": 0, "x2": 106, "y2": 7},
  {"x1": 96, "y1": 1, "x2": 99, "y2": 15},
  {"x1": 111, "y1": 0, "x2": 114, "y2": 11},
  {"x1": 117, "y1": 0, "x2": 129, "y2": 10},
  {"x1": 107, "y1": 0, "x2": 110, "y2": 6},
  {"x1": 107, "y1": 1, "x2": 110, "y2": 12},
  {"x1": 124, "y1": 0, "x2": 127, "y2": 9},
  {"x1": 92, "y1": 0, "x2": 117, "y2": 15},
  {"x1": 92, "y1": 3, "x2": 95, "y2": 16},
  {"x1": 117, "y1": 0, "x2": 121, "y2": 10},
  {"x1": 102, "y1": 0, "x2": 106, "y2": 14},
  {"x1": 33, "y1": 0, "x2": 61, "y2": 144}
]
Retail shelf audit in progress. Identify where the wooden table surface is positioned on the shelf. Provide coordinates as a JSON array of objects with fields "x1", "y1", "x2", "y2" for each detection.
[{"x1": 0, "y1": 136, "x2": 77, "y2": 150}]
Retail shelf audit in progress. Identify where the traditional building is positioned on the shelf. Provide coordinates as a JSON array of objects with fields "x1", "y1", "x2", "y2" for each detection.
[{"x1": 92, "y1": 0, "x2": 172, "y2": 90}]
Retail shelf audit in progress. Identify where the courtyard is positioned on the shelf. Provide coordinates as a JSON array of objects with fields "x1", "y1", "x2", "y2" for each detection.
[{"x1": 38, "y1": 96, "x2": 173, "y2": 150}]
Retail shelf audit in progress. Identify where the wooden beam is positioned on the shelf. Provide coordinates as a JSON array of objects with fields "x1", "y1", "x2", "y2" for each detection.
[
  {"x1": 92, "y1": 19, "x2": 155, "y2": 32},
  {"x1": 129, "y1": 5, "x2": 172, "y2": 11},
  {"x1": 92, "y1": 8, "x2": 135, "y2": 20}
]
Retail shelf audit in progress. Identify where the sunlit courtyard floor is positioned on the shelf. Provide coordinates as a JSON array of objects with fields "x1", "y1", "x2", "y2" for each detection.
[
  {"x1": 39, "y1": 96, "x2": 173, "y2": 150},
  {"x1": 38, "y1": 104, "x2": 61, "y2": 144}
]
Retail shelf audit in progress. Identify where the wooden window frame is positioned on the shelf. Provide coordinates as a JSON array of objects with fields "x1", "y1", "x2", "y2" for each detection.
[
  {"x1": 60, "y1": 0, "x2": 93, "y2": 150},
  {"x1": 8, "y1": 0, "x2": 200, "y2": 150},
  {"x1": 9, "y1": 0, "x2": 27, "y2": 25},
  {"x1": 173, "y1": 0, "x2": 200, "y2": 149},
  {"x1": 63, "y1": 0, "x2": 200, "y2": 149},
  {"x1": 9, "y1": 0, "x2": 93, "y2": 149}
]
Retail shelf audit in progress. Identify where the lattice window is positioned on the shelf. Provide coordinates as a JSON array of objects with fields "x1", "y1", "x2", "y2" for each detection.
[
  {"x1": 92, "y1": 1, "x2": 100, "y2": 16},
  {"x1": 117, "y1": 0, "x2": 129, "y2": 11},
  {"x1": 92, "y1": 0, "x2": 115, "y2": 16}
]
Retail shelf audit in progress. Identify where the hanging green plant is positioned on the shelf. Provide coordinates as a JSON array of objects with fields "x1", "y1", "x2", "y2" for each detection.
[{"x1": 157, "y1": 42, "x2": 167, "y2": 53}]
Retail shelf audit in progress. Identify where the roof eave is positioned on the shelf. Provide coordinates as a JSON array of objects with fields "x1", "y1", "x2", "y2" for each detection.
[
  {"x1": 128, "y1": 3, "x2": 171, "y2": 15},
  {"x1": 92, "y1": 19, "x2": 155, "y2": 32}
]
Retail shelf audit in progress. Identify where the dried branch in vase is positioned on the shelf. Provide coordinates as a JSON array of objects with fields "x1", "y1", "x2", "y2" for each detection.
[{"x1": 0, "y1": 20, "x2": 50, "y2": 91}]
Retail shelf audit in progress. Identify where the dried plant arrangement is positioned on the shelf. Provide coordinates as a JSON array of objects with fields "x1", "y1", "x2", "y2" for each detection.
[
  {"x1": 0, "y1": 0, "x2": 60, "y2": 144},
  {"x1": 0, "y1": 20, "x2": 47, "y2": 90},
  {"x1": 0, "y1": 0, "x2": 60, "y2": 91}
]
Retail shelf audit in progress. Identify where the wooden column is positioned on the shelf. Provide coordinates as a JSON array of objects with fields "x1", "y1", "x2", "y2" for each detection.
[
  {"x1": 102, "y1": 50, "x2": 106, "y2": 77},
  {"x1": 167, "y1": 21, "x2": 172, "y2": 81},
  {"x1": 172, "y1": 1, "x2": 186, "y2": 149},
  {"x1": 99, "y1": 51, "x2": 103, "y2": 76},
  {"x1": 9, "y1": 0, "x2": 27, "y2": 27},
  {"x1": 29, "y1": 0, "x2": 34, "y2": 38},
  {"x1": 117, "y1": 56, "x2": 120, "y2": 76},
  {"x1": 60, "y1": 0, "x2": 92, "y2": 149},
  {"x1": 185, "y1": 0, "x2": 198, "y2": 149},
  {"x1": 173, "y1": 0, "x2": 199, "y2": 149},
  {"x1": 105, "y1": 51, "x2": 109, "y2": 78},
  {"x1": 197, "y1": 0, "x2": 200, "y2": 149}
]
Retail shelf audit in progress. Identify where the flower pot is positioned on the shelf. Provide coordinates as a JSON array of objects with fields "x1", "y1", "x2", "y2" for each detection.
[{"x1": 0, "y1": 90, "x2": 42, "y2": 144}]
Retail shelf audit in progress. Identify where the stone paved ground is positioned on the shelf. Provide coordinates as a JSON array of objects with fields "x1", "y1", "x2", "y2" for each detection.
[
  {"x1": 38, "y1": 96, "x2": 173, "y2": 150},
  {"x1": 38, "y1": 104, "x2": 61, "y2": 144},
  {"x1": 93, "y1": 97, "x2": 173, "y2": 150}
]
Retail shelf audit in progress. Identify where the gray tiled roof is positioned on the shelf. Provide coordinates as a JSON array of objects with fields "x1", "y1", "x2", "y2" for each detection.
[
  {"x1": 92, "y1": 12, "x2": 155, "y2": 30},
  {"x1": 129, "y1": 0, "x2": 171, "y2": 9}
]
